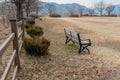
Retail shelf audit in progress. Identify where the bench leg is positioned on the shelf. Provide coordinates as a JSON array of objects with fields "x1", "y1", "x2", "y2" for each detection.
[
  {"x1": 65, "y1": 36, "x2": 68, "y2": 44},
  {"x1": 86, "y1": 47, "x2": 90, "y2": 53},
  {"x1": 78, "y1": 48, "x2": 81, "y2": 54},
  {"x1": 78, "y1": 46, "x2": 82, "y2": 54},
  {"x1": 65, "y1": 36, "x2": 71, "y2": 44},
  {"x1": 78, "y1": 45, "x2": 90, "y2": 54}
]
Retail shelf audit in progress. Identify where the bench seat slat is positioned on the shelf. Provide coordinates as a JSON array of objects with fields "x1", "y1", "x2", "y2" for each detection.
[
  {"x1": 81, "y1": 40, "x2": 90, "y2": 44},
  {"x1": 71, "y1": 31, "x2": 79, "y2": 43},
  {"x1": 81, "y1": 39, "x2": 91, "y2": 45}
]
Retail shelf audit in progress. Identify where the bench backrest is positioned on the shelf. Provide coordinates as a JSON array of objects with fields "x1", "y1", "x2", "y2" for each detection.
[
  {"x1": 64, "y1": 28, "x2": 81, "y2": 44},
  {"x1": 71, "y1": 31, "x2": 80, "y2": 43}
]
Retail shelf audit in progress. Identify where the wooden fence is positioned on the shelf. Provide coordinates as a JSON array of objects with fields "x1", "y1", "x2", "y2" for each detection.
[{"x1": 0, "y1": 18, "x2": 25, "y2": 80}]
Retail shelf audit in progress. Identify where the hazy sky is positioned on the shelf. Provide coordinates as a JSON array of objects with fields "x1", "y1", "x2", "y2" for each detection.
[{"x1": 41, "y1": 0, "x2": 120, "y2": 7}]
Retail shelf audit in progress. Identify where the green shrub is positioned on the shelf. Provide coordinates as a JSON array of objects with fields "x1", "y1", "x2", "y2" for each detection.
[
  {"x1": 27, "y1": 20, "x2": 35, "y2": 26},
  {"x1": 29, "y1": 14, "x2": 39, "y2": 19},
  {"x1": 25, "y1": 23, "x2": 32, "y2": 29},
  {"x1": 23, "y1": 38, "x2": 50, "y2": 56},
  {"x1": 26, "y1": 26, "x2": 44, "y2": 38}
]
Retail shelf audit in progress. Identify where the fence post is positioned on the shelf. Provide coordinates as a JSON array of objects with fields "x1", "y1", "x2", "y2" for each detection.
[{"x1": 10, "y1": 18, "x2": 20, "y2": 69}]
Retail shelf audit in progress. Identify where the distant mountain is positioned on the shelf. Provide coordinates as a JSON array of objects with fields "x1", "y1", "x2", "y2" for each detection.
[
  {"x1": 39, "y1": 2, "x2": 89, "y2": 16},
  {"x1": 39, "y1": 2, "x2": 120, "y2": 16}
]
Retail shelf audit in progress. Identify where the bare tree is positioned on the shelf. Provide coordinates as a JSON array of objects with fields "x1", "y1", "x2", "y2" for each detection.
[
  {"x1": 24, "y1": 0, "x2": 34, "y2": 17},
  {"x1": 46, "y1": 3, "x2": 55, "y2": 15},
  {"x1": 78, "y1": 5, "x2": 83, "y2": 16},
  {"x1": 68, "y1": 5, "x2": 75, "y2": 15},
  {"x1": 1, "y1": 0, "x2": 41, "y2": 20},
  {"x1": 23, "y1": 0, "x2": 40, "y2": 17},
  {"x1": 0, "y1": 1, "x2": 16, "y2": 26},
  {"x1": 32, "y1": 0, "x2": 42, "y2": 15},
  {"x1": 116, "y1": 7, "x2": 120, "y2": 16},
  {"x1": 6, "y1": 2, "x2": 16, "y2": 25},
  {"x1": 9, "y1": 0, "x2": 25, "y2": 20},
  {"x1": 119, "y1": 7, "x2": 120, "y2": 16},
  {"x1": 88, "y1": 7, "x2": 94, "y2": 16},
  {"x1": 7, "y1": 3, "x2": 16, "y2": 17},
  {"x1": 0, "y1": 2, "x2": 6, "y2": 26},
  {"x1": 95, "y1": 0, "x2": 105, "y2": 16},
  {"x1": 33, "y1": 0, "x2": 42, "y2": 15},
  {"x1": 106, "y1": 5, "x2": 115, "y2": 16}
]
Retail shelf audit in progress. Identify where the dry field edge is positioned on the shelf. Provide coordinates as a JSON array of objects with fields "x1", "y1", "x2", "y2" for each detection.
[{"x1": 0, "y1": 17, "x2": 120, "y2": 80}]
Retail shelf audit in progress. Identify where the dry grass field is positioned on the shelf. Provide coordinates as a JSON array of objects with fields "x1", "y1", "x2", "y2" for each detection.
[{"x1": 0, "y1": 17, "x2": 120, "y2": 80}]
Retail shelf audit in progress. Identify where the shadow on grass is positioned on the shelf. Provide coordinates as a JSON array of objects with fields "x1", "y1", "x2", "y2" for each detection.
[{"x1": 65, "y1": 44, "x2": 90, "y2": 55}]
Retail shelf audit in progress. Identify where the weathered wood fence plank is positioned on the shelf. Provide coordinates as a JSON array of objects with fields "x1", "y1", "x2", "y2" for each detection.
[
  {"x1": 1, "y1": 50, "x2": 16, "y2": 80},
  {"x1": 0, "y1": 33, "x2": 15, "y2": 57},
  {"x1": 12, "y1": 66, "x2": 18, "y2": 80},
  {"x1": 0, "y1": 18, "x2": 25, "y2": 80}
]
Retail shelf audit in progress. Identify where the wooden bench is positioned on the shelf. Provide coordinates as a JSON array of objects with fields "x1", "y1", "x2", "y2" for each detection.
[{"x1": 64, "y1": 28, "x2": 91, "y2": 54}]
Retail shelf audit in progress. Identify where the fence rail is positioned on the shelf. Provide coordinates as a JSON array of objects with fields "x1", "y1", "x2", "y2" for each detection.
[
  {"x1": 0, "y1": 33, "x2": 15, "y2": 57},
  {"x1": 0, "y1": 18, "x2": 25, "y2": 80}
]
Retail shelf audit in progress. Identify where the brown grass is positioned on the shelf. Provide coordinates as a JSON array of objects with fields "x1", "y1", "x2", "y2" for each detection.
[{"x1": 1, "y1": 17, "x2": 120, "y2": 80}]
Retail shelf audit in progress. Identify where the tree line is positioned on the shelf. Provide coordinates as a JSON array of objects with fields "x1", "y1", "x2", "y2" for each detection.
[
  {"x1": 0, "y1": 0, "x2": 41, "y2": 26},
  {"x1": 44, "y1": 0, "x2": 120, "y2": 17},
  {"x1": 0, "y1": 0, "x2": 120, "y2": 24}
]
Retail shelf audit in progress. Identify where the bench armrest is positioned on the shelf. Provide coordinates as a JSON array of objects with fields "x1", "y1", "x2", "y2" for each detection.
[
  {"x1": 81, "y1": 39, "x2": 91, "y2": 42},
  {"x1": 81, "y1": 39, "x2": 91, "y2": 44}
]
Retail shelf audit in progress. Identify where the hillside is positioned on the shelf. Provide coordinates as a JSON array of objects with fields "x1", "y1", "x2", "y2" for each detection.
[
  {"x1": 39, "y1": 2, "x2": 88, "y2": 16},
  {"x1": 39, "y1": 2, "x2": 120, "y2": 16}
]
